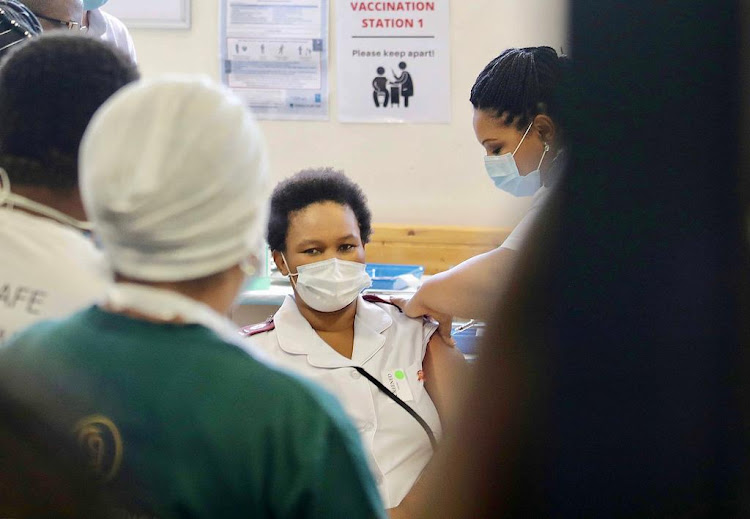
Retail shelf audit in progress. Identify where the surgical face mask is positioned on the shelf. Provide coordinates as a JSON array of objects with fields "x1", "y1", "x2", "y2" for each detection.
[
  {"x1": 484, "y1": 122, "x2": 549, "y2": 197},
  {"x1": 282, "y1": 254, "x2": 372, "y2": 313},
  {"x1": 83, "y1": 0, "x2": 109, "y2": 10}
]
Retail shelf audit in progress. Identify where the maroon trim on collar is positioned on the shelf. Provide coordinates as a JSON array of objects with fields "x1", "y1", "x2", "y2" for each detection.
[
  {"x1": 239, "y1": 318, "x2": 275, "y2": 337},
  {"x1": 362, "y1": 294, "x2": 402, "y2": 312}
]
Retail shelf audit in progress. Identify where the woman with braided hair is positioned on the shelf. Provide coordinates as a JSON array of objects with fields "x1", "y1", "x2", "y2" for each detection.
[{"x1": 394, "y1": 46, "x2": 570, "y2": 337}]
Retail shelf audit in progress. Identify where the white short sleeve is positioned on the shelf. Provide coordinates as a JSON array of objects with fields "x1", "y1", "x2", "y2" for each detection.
[
  {"x1": 87, "y1": 9, "x2": 138, "y2": 63},
  {"x1": 0, "y1": 210, "x2": 109, "y2": 342},
  {"x1": 420, "y1": 318, "x2": 439, "y2": 357},
  {"x1": 500, "y1": 185, "x2": 553, "y2": 251}
]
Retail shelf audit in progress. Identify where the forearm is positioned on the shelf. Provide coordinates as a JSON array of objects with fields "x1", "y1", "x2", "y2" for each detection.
[{"x1": 413, "y1": 247, "x2": 518, "y2": 320}]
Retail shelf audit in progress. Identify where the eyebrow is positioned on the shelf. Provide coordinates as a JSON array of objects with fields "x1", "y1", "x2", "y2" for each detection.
[
  {"x1": 296, "y1": 239, "x2": 324, "y2": 248},
  {"x1": 481, "y1": 138, "x2": 500, "y2": 146},
  {"x1": 296, "y1": 235, "x2": 358, "y2": 247}
]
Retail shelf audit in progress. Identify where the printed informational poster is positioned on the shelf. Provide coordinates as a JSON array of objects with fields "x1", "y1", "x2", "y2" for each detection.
[
  {"x1": 337, "y1": 1, "x2": 451, "y2": 123},
  {"x1": 220, "y1": 0, "x2": 329, "y2": 120}
]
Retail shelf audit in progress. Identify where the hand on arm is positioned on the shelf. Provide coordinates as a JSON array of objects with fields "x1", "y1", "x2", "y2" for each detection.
[
  {"x1": 395, "y1": 247, "x2": 518, "y2": 323},
  {"x1": 391, "y1": 295, "x2": 454, "y2": 345}
]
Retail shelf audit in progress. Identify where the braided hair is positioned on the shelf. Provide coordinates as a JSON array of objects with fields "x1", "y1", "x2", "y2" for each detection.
[
  {"x1": 0, "y1": 0, "x2": 41, "y2": 58},
  {"x1": 0, "y1": 32, "x2": 139, "y2": 189},
  {"x1": 470, "y1": 46, "x2": 569, "y2": 131}
]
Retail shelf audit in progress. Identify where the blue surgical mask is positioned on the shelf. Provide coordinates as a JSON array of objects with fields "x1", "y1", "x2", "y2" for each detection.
[
  {"x1": 83, "y1": 0, "x2": 109, "y2": 11},
  {"x1": 484, "y1": 122, "x2": 549, "y2": 197}
]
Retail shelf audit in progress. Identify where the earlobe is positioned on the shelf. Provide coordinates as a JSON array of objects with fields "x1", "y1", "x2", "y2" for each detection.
[{"x1": 533, "y1": 114, "x2": 556, "y2": 145}]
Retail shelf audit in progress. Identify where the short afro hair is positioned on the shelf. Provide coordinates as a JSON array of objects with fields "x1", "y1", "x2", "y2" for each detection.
[
  {"x1": 267, "y1": 168, "x2": 372, "y2": 252},
  {"x1": 0, "y1": 32, "x2": 139, "y2": 190}
]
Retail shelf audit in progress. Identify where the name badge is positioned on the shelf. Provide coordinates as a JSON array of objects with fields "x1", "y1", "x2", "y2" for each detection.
[{"x1": 382, "y1": 368, "x2": 414, "y2": 402}]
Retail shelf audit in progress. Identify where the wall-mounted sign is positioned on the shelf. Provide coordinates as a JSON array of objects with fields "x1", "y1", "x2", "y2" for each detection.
[
  {"x1": 337, "y1": 1, "x2": 451, "y2": 123},
  {"x1": 220, "y1": 0, "x2": 330, "y2": 120}
]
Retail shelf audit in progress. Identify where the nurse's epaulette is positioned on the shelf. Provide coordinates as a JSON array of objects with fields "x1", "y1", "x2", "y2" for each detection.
[
  {"x1": 239, "y1": 318, "x2": 275, "y2": 337},
  {"x1": 362, "y1": 294, "x2": 403, "y2": 312},
  {"x1": 240, "y1": 296, "x2": 402, "y2": 338}
]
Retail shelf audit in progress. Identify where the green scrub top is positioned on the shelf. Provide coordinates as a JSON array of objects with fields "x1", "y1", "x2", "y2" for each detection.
[{"x1": 0, "y1": 306, "x2": 385, "y2": 519}]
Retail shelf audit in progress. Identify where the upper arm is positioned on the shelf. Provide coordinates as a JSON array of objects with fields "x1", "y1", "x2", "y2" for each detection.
[{"x1": 422, "y1": 332, "x2": 469, "y2": 426}]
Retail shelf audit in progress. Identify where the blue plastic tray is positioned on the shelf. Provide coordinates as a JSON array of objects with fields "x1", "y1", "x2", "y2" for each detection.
[
  {"x1": 453, "y1": 327, "x2": 484, "y2": 356},
  {"x1": 365, "y1": 263, "x2": 424, "y2": 290}
]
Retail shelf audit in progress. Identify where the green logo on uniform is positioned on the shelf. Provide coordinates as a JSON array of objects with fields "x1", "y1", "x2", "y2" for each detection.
[{"x1": 395, "y1": 370, "x2": 405, "y2": 380}]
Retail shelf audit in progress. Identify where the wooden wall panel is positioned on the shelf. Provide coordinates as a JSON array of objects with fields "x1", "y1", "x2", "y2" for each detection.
[{"x1": 366, "y1": 224, "x2": 511, "y2": 275}]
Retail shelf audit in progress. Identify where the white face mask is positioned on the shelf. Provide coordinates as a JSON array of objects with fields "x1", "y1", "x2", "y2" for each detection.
[
  {"x1": 282, "y1": 255, "x2": 372, "y2": 313},
  {"x1": 484, "y1": 121, "x2": 549, "y2": 197}
]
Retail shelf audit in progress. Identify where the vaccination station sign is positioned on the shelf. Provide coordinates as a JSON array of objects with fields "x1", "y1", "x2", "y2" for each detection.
[{"x1": 336, "y1": 1, "x2": 451, "y2": 123}]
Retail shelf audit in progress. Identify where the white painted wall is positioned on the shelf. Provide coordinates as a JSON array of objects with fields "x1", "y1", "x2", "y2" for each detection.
[{"x1": 120, "y1": 0, "x2": 568, "y2": 227}]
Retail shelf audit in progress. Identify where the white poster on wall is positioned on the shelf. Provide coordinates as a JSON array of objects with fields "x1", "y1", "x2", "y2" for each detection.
[
  {"x1": 104, "y1": 0, "x2": 190, "y2": 29},
  {"x1": 337, "y1": 0, "x2": 451, "y2": 123},
  {"x1": 220, "y1": 0, "x2": 329, "y2": 120}
]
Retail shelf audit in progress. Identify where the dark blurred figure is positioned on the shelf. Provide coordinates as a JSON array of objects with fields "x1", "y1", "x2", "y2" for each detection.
[{"x1": 415, "y1": 0, "x2": 748, "y2": 517}]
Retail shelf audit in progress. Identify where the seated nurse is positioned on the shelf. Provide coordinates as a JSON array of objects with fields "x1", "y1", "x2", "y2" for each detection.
[{"x1": 242, "y1": 168, "x2": 465, "y2": 512}]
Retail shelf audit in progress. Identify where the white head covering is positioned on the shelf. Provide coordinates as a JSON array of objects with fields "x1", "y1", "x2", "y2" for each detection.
[{"x1": 79, "y1": 75, "x2": 269, "y2": 282}]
